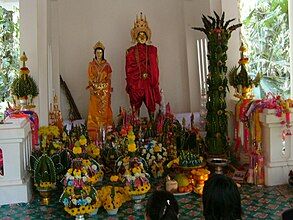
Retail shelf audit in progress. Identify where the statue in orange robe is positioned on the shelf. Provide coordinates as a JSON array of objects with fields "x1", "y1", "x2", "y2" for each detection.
[
  {"x1": 87, "y1": 41, "x2": 113, "y2": 141},
  {"x1": 126, "y1": 13, "x2": 161, "y2": 120}
]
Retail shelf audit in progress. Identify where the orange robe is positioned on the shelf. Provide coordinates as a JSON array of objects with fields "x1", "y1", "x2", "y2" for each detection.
[{"x1": 87, "y1": 59, "x2": 113, "y2": 141}]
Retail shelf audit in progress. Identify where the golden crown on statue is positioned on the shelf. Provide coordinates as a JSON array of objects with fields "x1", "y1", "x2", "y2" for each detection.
[
  {"x1": 131, "y1": 12, "x2": 152, "y2": 44},
  {"x1": 93, "y1": 41, "x2": 105, "y2": 51}
]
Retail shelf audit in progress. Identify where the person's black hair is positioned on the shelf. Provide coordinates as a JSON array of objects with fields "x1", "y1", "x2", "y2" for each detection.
[
  {"x1": 94, "y1": 47, "x2": 105, "y2": 60},
  {"x1": 146, "y1": 190, "x2": 179, "y2": 220},
  {"x1": 202, "y1": 174, "x2": 242, "y2": 220}
]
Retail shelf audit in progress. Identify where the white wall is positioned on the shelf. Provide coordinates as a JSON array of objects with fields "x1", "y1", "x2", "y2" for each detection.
[
  {"x1": 55, "y1": 0, "x2": 209, "y2": 119},
  {"x1": 183, "y1": 0, "x2": 214, "y2": 111},
  {"x1": 19, "y1": 0, "x2": 239, "y2": 127}
]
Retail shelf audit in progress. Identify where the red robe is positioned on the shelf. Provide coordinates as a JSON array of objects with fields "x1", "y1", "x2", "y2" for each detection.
[{"x1": 125, "y1": 43, "x2": 161, "y2": 113}]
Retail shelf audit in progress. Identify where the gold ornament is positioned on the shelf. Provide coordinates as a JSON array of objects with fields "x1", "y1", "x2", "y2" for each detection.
[
  {"x1": 131, "y1": 12, "x2": 151, "y2": 44},
  {"x1": 93, "y1": 41, "x2": 105, "y2": 51}
]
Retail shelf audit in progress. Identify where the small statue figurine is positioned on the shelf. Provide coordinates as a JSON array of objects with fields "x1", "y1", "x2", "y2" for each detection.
[
  {"x1": 87, "y1": 41, "x2": 113, "y2": 141},
  {"x1": 49, "y1": 94, "x2": 63, "y2": 132},
  {"x1": 289, "y1": 170, "x2": 293, "y2": 186},
  {"x1": 125, "y1": 12, "x2": 161, "y2": 121}
]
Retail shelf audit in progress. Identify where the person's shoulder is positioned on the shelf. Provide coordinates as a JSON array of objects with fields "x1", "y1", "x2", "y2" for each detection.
[
  {"x1": 89, "y1": 60, "x2": 95, "y2": 65},
  {"x1": 148, "y1": 44, "x2": 157, "y2": 51},
  {"x1": 126, "y1": 45, "x2": 135, "y2": 53}
]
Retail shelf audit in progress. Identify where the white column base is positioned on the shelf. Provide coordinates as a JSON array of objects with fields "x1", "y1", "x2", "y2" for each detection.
[
  {"x1": 0, "y1": 174, "x2": 32, "y2": 205},
  {"x1": 260, "y1": 109, "x2": 293, "y2": 186}
]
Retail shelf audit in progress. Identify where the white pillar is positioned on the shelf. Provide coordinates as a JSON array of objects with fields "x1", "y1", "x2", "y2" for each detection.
[{"x1": 20, "y1": 0, "x2": 49, "y2": 125}]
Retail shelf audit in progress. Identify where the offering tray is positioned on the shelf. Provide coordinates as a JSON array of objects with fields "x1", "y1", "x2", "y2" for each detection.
[
  {"x1": 173, "y1": 191, "x2": 191, "y2": 196},
  {"x1": 178, "y1": 161, "x2": 206, "y2": 170}
]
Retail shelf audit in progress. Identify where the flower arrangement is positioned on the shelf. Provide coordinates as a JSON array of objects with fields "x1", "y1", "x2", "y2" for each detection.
[
  {"x1": 60, "y1": 185, "x2": 101, "y2": 216},
  {"x1": 39, "y1": 125, "x2": 60, "y2": 149},
  {"x1": 71, "y1": 134, "x2": 101, "y2": 160},
  {"x1": 141, "y1": 140, "x2": 167, "y2": 178},
  {"x1": 229, "y1": 44, "x2": 261, "y2": 99},
  {"x1": 127, "y1": 128, "x2": 137, "y2": 153},
  {"x1": 62, "y1": 158, "x2": 103, "y2": 186},
  {"x1": 82, "y1": 159, "x2": 104, "y2": 185},
  {"x1": 72, "y1": 135, "x2": 87, "y2": 155},
  {"x1": 33, "y1": 154, "x2": 56, "y2": 191},
  {"x1": 35, "y1": 181, "x2": 56, "y2": 190},
  {"x1": 116, "y1": 128, "x2": 151, "y2": 196},
  {"x1": 122, "y1": 156, "x2": 151, "y2": 196},
  {"x1": 10, "y1": 52, "x2": 39, "y2": 102},
  {"x1": 98, "y1": 175, "x2": 127, "y2": 214},
  {"x1": 60, "y1": 158, "x2": 101, "y2": 216}
]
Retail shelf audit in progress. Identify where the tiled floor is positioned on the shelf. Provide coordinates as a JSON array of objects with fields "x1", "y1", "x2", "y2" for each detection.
[{"x1": 0, "y1": 184, "x2": 292, "y2": 219}]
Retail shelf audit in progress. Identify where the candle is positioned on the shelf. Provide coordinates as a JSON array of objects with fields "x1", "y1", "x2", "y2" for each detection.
[
  {"x1": 200, "y1": 39, "x2": 205, "y2": 93},
  {"x1": 197, "y1": 40, "x2": 202, "y2": 93},
  {"x1": 204, "y1": 38, "x2": 209, "y2": 92}
]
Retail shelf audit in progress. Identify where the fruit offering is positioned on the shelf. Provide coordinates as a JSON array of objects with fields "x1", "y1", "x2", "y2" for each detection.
[
  {"x1": 174, "y1": 173, "x2": 193, "y2": 193},
  {"x1": 165, "y1": 175, "x2": 178, "y2": 193}
]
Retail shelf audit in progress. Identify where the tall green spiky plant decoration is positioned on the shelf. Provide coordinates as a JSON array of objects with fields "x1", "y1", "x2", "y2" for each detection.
[{"x1": 192, "y1": 12, "x2": 241, "y2": 155}]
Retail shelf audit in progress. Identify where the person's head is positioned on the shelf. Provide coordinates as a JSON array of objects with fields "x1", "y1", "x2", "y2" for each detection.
[
  {"x1": 131, "y1": 13, "x2": 152, "y2": 44},
  {"x1": 145, "y1": 190, "x2": 179, "y2": 220},
  {"x1": 94, "y1": 47, "x2": 104, "y2": 61},
  {"x1": 136, "y1": 31, "x2": 148, "y2": 44},
  {"x1": 202, "y1": 174, "x2": 242, "y2": 220}
]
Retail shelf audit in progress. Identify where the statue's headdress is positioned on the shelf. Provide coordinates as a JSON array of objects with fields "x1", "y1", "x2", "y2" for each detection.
[
  {"x1": 93, "y1": 41, "x2": 105, "y2": 51},
  {"x1": 131, "y1": 12, "x2": 152, "y2": 44}
]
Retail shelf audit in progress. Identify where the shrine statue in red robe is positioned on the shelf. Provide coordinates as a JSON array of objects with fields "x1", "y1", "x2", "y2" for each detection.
[{"x1": 125, "y1": 13, "x2": 161, "y2": 120}]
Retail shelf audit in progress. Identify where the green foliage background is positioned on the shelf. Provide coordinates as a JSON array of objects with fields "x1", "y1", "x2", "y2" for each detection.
[
  {"x1": 240, "y1": 0, "x2": 290, "y2": 98},
  {"x1": 0, "y1": 6, "x2": 20, "y2": 101}
]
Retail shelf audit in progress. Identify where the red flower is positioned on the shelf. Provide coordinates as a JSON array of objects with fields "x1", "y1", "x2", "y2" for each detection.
[{"x1": 213, "y1": 28, "x2": 222, "y2": 34}]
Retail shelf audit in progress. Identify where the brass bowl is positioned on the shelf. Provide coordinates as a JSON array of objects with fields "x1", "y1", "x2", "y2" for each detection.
[{"x1": 207, "y1": 158, "x2": 229, "y2": 174}]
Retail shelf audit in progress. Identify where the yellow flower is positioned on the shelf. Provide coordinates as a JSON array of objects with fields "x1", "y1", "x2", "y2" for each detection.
[
  {"x1": 38, "y1": 126, "x2": 48, "y2": 136},
  {"x1": 82, "y1": 159, "x2": 91, "y2": 167},
  {"x1": 92, "y1": 147, "x2": 100, "y2": 156},
  {"x1": 53, "y1": 142, "x2": 61, "y2": 149},
  {"x1": 110, "y1": 175, "x2": 119, "y2": 182},
  {"x1": 122, "y1": 156, "x2": 130, "y2": 163},
  {"x1": 73, "y1": 146, "x2": 82, "y2": 154},
  {"x1": 154, "y1": 144, "x2": 161, "y2": 152},
  {"x1": 128, "y1": 143, "x2": 136, "y2": 152},
  {"x1": 67, "y1": 168, "x2": 73, "y2": 175},
  {"x1": 127, "y1": 134, "x2": 135, "y2": 141},
  {"x1": 49, "y1": 125, "x2": 60, "y2": 137},
  {"x1": 80, "y1": 206, "x2": 86, "y2": 215},
  {"x1": 132, "y1": 167, "x2": 141, "y2": 174},
  {"x1": 66, "y1": 186, "x2": 74, "y2": 194},
  {"x1": 73, "y1": 169, "x2": 81, "y2": 177},
  {"x1": 79, "y1": 135, "x2": 87, "y2": 145},
  {"x1": 71, "y1": 208, "x2": 78, "y2": 216},
  {"x1": 83, "y1": 186, "x2": 91, "y2": 194}
]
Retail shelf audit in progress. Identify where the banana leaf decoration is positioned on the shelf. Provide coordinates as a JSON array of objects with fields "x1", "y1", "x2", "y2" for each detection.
[
  {"x1": 192, "y1": 12, "x2": 242, "y2": 155},
  {"x1": 34, "y1": 154, "x2": 56, "y2": 186}
]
